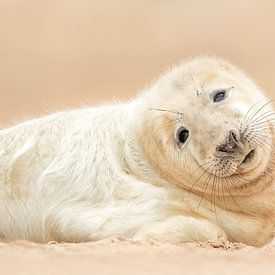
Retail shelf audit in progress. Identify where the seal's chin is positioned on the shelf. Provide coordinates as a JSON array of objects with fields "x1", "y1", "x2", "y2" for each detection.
[
  {"x1": 234, "y1": 148, "x2": 268, "y2": 180},
  {"x1": 240, "y1": 149, "x2": 255, "y2": 166},
  {"x1": 204, "y1": 148, "x2": 262, "y2": 179},
  {"x1": 234, "y1": 149, "x2": 258, "y2": 175}
]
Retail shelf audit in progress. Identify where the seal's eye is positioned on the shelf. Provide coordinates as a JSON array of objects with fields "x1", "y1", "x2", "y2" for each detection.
[
  {"x1": 176, "y1": 127, "x2": 189, "y2": 145},
  {"x1": 211, "y1": 89, "x2": 229, "y2": 103}
]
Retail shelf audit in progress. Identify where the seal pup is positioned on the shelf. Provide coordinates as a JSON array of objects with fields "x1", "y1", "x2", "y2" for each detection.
[{"x1": 0, "y1": 56, "x2": 274, "y2": 246}]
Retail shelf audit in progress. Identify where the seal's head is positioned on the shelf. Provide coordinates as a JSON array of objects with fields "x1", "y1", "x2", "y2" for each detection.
[{"x1": 135, "y1": 57, "x2": 274, "y2": 200}]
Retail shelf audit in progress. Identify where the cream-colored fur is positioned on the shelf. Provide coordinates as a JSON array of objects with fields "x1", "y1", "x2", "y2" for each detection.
[{"x1": 0, "y1": 57, "x2": 274, "y2": 246}]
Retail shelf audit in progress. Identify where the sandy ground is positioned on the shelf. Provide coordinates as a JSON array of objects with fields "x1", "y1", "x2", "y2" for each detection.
[
  {"x1": 1, "y1": 238, "x2": 275, "y2": 275},
  {"x1": 1, "y1": 1, "x2": 275, "y2": 274}
]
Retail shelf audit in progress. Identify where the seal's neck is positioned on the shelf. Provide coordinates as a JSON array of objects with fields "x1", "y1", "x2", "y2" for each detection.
[{"x1": 121, "y1": 100, "x2": 177, "y2": 188}]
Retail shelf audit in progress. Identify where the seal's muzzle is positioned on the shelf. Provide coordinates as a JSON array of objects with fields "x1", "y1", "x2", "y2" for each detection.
[{"x1": 216, "y1": 130, "x2": 240, "y2": 154}]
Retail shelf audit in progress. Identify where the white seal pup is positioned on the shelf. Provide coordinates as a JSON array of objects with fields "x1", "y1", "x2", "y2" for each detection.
[{"x1": 0, "y1": 57, "x2": 274, "y2": 246}]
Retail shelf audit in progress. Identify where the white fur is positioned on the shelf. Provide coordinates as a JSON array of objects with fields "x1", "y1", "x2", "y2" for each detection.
[{"x1": 0, "y1": 57, "x2": 274, "y2": 245}]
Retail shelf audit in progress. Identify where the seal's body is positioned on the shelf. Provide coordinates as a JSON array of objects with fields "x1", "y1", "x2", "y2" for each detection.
[{"x1": 0, "y1": 57, "x2": 274, "y2": 245}]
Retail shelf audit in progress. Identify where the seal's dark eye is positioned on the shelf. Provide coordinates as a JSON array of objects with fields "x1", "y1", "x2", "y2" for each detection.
[
  {"x1": 176, "y1": 127, "x2": 189, "y2": 145},
  {"x1": 212, "y1": 89, "x2": 228, "y2": 103}
]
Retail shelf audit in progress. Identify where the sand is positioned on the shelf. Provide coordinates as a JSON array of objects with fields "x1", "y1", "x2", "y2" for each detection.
[{"x1": 1, "y1": 238, "x2": 275, "y2": 275}]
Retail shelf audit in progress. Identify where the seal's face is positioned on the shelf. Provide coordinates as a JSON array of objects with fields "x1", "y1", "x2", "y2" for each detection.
[{"x1": 140, "y1": 57, "x2": 274, "y2": 198}]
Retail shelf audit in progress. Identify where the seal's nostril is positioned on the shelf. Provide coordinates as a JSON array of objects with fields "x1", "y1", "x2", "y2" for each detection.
[
  {"x1": 216, "y1": 144, "x2": 230, "y2": 153},
  {"x1": 216, "y1": 131, "x2": 240, "y2": 154},
  {"x1": 229, "y1": 130, "x2": 238, "y2": 143}
]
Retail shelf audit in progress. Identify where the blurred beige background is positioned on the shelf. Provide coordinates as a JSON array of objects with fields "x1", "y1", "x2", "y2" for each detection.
[{"x1": 0, "y1": 0, "x2": 274, "y2": 126}]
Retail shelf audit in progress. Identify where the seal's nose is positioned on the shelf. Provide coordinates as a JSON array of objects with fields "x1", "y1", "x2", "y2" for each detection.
[{"x1": 216, "y1": 131, "x2": 240, "y2": 154}]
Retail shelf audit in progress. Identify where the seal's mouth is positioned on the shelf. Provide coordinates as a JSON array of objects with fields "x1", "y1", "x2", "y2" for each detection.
[{"x1": 241, "y1": 149, "x2": 255, "y2": 165}]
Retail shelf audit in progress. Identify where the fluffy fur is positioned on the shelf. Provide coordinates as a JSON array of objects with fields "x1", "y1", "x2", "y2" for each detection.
[{"x1": 0, "y1": 57, "x2": 274, "y2": 246}]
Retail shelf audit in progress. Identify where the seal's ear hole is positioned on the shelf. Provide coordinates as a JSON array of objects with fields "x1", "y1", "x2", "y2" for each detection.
[{"x1": 176, "y1": 126, "x2": 189, "y2": 145}]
